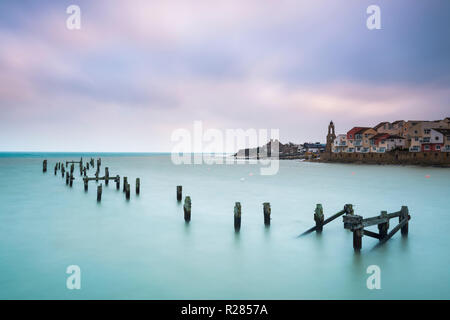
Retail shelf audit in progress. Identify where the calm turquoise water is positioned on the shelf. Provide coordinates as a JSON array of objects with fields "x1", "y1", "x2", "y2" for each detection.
[{"x1": 0, "y1": 153, "x2": 449, "y2": 299}]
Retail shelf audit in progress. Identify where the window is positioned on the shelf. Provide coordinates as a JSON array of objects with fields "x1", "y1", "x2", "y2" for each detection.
[
  {"x1": 414, "y1": 130, "x2": 418, "y2": 134},
  {"x1": 436, "y1": 145, "x2": 441, "y2": 150},
  {"x1": 424, "y1": 145, "x2": 430, "y2": 150},
  {"x1": 424, "y1": 129, "x2": 430, "y2": 134},
  {"x1": 414, "y1": 137, "x2": 419, "y2": 141},
  {"x1": 435, "y1": 136, "x2": 439, "y2": 141}
]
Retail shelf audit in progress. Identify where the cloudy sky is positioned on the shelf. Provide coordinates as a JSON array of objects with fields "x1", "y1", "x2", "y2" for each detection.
[{"x1": 0, "y1": 0, "x2": 449, "y2": 151}]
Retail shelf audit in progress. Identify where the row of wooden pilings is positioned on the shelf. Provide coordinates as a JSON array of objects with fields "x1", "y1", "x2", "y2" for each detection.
[
  {"x1": 176, "y1": 185, "x2": 271, "y2": 230},
  {"x1": 44, "y1": 158, "x2": 140, "y2": 202}
]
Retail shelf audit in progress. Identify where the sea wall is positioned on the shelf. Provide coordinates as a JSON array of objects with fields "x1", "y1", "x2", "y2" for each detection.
[{"x1": 322, "y1": 150, "x2": 450, "y2": 166}]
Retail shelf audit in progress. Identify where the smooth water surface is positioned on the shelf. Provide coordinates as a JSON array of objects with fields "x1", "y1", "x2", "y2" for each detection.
[{"x1": 0, "y1": 153, "x2": 449, "y2": 299}]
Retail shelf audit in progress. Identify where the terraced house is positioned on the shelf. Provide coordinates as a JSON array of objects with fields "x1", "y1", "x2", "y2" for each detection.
[{"x1": 332, "y1": 117, "x2": 450, "y2": 153}]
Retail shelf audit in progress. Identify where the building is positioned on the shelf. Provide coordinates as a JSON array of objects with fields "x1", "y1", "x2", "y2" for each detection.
[{"x1": 333, "y1": 134, "x2": 347, "y2": 153}]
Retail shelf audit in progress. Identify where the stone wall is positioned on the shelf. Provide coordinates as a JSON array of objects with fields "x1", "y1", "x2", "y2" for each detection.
[{"x1": 322, "y1": 150, "x2": 450, "y2": 166}]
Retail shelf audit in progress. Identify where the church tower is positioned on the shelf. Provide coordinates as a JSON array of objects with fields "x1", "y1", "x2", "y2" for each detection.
[{"x1": 326, "y1": 121, "x2": 336, "y2": 154}]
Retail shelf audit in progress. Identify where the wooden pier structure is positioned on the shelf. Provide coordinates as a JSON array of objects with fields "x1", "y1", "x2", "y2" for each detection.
[{"x1": 343, "y1": 206, "x2": 411, "y2": 251}]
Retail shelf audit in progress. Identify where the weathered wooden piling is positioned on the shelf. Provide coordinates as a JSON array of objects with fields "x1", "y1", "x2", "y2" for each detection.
[
  {"x1": 95, "y1": 170, "x2": 99, "y2": 182},
  {"x1": 83, "y1": 167, "x2": 87, "y2": 177},
  {"x1": 70, "y1": 163, "x2": 74, "y2": 175},
  {"x1": 61, "y1": 166, "x2": 65, "y2": 177},
  {"x1": 136, "y1": 178, "x2": 140, "y2": 195},
  {"x1": 97, "y1": 184, "x2": 102, "y2": 202},
  {"x1": 234, "y1": 202, "x2": 241, "y2": 232},
  {"x1": 84, "y1": 177, "x2": 88, "y2": 191},
  {"x1": 177, "y1": 186, "x2": 182, "y2": 201},
  {"x1": 353, "y1": 227, "x2": 363, "y2": 251},
  {"x1": 400, "y1": 206, "x2": 409, "y2": 235},
  {"x1": 263, "y1": 202, "x2": 271, "y2": 226},
  {"x1": 43, "y1": 160, "x2": 47, "y2": 172},
  {"x1": 69, "y1": 173, "x2": 73, "y2": 187},
  {"x1": 54, "y1": 164, "x2": 57, "y2": 175},
  {"x1": 377, "y1": 211, "x2": 389, "y2": 239},
  {"x1": 116, "y1": 175, "x2": 120, "y2": 190},
  {"x1": 123, "y1": 177, "x2": 128, "y2": 192},
  {"x1": 125, "y1": 183, "x2": 130, "y2": 200},
  {"x1": 184, "y1": 196, "x2": 191, "y2": 222},
  {"x1": 105, "y1": 167, "x2": 109, "y2": 185},
  {"x1": 66, "y1": 172, "x2": 69, "y2": 185},
  {"x1": 86, "y1": 162, "x2": 90, "y2": 170},
  {"x1": 314, "y1": 204, "x2": 324, "y2": 232}
]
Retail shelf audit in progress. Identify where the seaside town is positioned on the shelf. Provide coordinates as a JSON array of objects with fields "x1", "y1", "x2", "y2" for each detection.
[
  {"x1": 331, "y1": 118, "x2": 450, "y2": 154},
  {"x1": 235, "y1": 117, "x2": 450, "y2": 160}
]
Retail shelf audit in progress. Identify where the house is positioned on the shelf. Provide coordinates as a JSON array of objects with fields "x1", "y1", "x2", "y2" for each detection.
[
  {"x1": 333, "y1": 134, "x2": 347, "y2": 153},
  {"x1": 369, "y1": 133, "x2": 390, "y2": 152},
  {"x1": 421, "y1": 128, "x2": 447, "y2": 152},
  {"x1": 355, "y1": 128, "x2": 377, "y2": 152},
  {"x1": 434, "y1": 128, "x2": 450, "y2": 152}
]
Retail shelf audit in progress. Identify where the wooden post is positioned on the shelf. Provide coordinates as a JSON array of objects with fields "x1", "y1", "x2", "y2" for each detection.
[
  {"x1": 70, "y1": 163, "x2": 74, "y2": 175},
  {"x1": 95, "y1": 169, "x2": 99, "y2": 182},
  {"x1": 177, "y1": 186, "x2": 182, "y2": 201},
  {"x1": 54, "y1": 164, "x2": 57, "y2": 175},
  {"x1": 344, "y1": 204, "x2": 354, "y2": 215},
  {"x1": 234, "y1": 202, "x2": 241, "y2": 232},
  {"x1": 61, "y1": 166, "x2": 65, "y2": 178},
  {"x1": 263, "y1": 202, "x2": 271, "y2": 226},
  {"x1": 377, "y1": 211, "x2": 389, "y2": 240},
  {"x1": 84, "y1": 178, "x2": 88, "y2": 191},
  {"x1": 184, "y1": 196, "x2": 191, "y2": 222},
  {"x1": 136, "y1": 178, "x2": 140, "y2": 195},
  {"x1": 116, "y1": 175, "x2": 120, "y2": 190},
  {"x1": 66, "y1": 172, "x2": 69, "y2": 185},
  {"x1": 353, "y1": 228, "x2": 363, "y2": 251},
  {"x1": 69, "y1": 173, "x2": 73, "y2": 187},
  {"x1": 105, "y1": 167, "x2": 109, "y2": 185},
  {"x1": 314, "y1": 204, "x2": 324, "y2": 232},
  {"x1": 43, "y1": 160, "x2": 47, "y2": 172},
  {"x1": 123, "y1": 177, "x2": 128, "y2": 192},
  {"x1": 87, "y1": 162, "x2": 90, "y2": 170},
  {"x1": 83, "y1": 167, "x2": 87, "y2": 177},
  {"x1": 97, "y1": 184, "x2": 102, "y2": 202},
  {"x1": 400, "y1": 206, "x2": 409, "y2": 235},
  {"x1": 125, "y1": 183, "x2": 130, "y2": 200}
]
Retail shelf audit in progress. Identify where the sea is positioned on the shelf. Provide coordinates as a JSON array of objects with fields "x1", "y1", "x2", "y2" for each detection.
[{"x1": 0, "y1": 152, "x2": 449, "y2": 299}]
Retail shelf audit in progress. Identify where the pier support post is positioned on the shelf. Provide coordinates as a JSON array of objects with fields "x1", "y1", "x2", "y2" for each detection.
[
  {"x1": 116, "y1": 175, "x2": 120, "y2": 190},
  {"x1": 353, "y1": 228, "x2": 363, "y2": 251},
  {"x1": 66, "y1": 172, "x2": 69, "y2": 185},
  {"x1": 83, "y1": 178, "x2": 88, "y2": 191},
  {"x1": 234, "y1": 202, "x2": 241, "y2": 232},
  {"x1": 43, "y1": 160, "x2": 47, "y2": 173},
  {"x1": 97, "y1": 184, "x2": 102, "y2": 202},
  {"x1": 177, "y1": 186, "x2": 182, "y2": 201},
  {"x1": 263, "y1": 202, "x2": 271, "y2": 226},
  {"x1": 344, "y1": 204, "x2": 354, "y2": 215},
  {"x1": 69, "y1": 173, "x2": 73, "y2": 187},
  {"x1": 184, "y1": 196, "x2": 191, "y2": 222},
  {"x1": 125, "y1": 183, "x2": 130, "y2": 200},
  {"x1": 105, "y1": 167, "x2": 109, "y2": 186},
  {"x1": 83, "y1": 167, "x2": 87, "y2": 177},
  {"x1": 61, "y1": 166, "x2": 65, "y2": 178},
  {"x1": 136, "y1": 178, "x2": 140, "y2": 195},
  {"x1": 54, "y1": 164, "x2": 57, "y2": 175},
  {"x1": 123, "y1": 177, "x2": 128, "y2": 192},
  {"x1": 70, "y1": 163, "x2": 74, "y2": 175},
  {"x1": 314, "y1": 204, "x2": 324, "y2": 232},
  {"x1": 400, "y1": 206, "x2": 409, "y2": 236},
  {"x1": 377, "y1": 211, "x2": 389, "y2": 240}
]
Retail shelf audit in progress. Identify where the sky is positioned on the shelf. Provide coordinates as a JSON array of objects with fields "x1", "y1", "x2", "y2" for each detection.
[{"x1": 0, "y1": 0, "x2": 449, "y2": 152}]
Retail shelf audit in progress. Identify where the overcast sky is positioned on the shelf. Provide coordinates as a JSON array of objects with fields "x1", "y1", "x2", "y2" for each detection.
[{"x1": 0, "y1": 0, "x2": 449, "y2": 151}]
